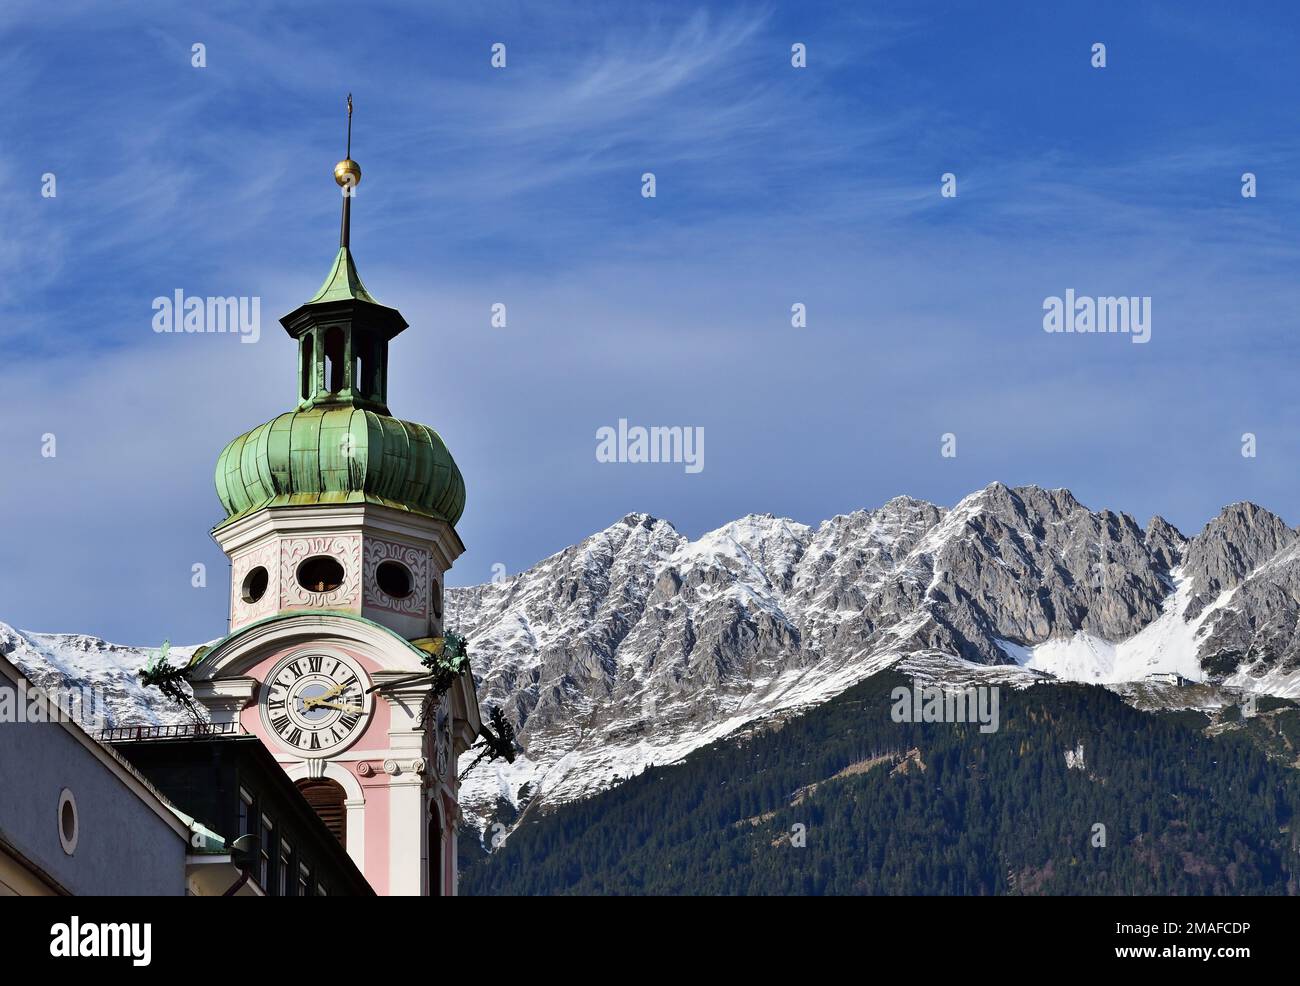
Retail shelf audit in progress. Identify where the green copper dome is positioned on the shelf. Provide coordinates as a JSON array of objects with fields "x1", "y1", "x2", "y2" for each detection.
[{"x1": 215, "y1": 406, "x2": 465, "y2": 527}]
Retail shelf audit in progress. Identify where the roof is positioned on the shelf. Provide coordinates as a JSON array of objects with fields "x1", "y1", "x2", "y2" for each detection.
[
  {"x1": 213, "y1": 406, "x2": 465, "y2": 528},
  {"x1": 0, "y1": 652, "x2": 192, "y2": 846},
  {"x1": 112, "y1": 732, "x2": 375, "y2": 895},
  {"x1": 306, "y1": 246, "x2": 381, "y2": 305}
]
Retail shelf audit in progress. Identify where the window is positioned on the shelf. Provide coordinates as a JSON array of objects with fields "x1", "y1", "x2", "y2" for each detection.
[
  {"x1": 238, "y1": 788, "x2": 254, "y2": 838},
  {"x1": 376, "y1": 561, "x2": 413, "y2": 599},
  {"x1": 58, "y1": 789, "x2": 78, "y2": 856},
  {"x1": 429, "y1": 814, "x2": 443, "y2": 896},
  {"x1": 296, "y1": 779, "x2": 347, "y2": 846},
  {"x1": 301, "y1": 333, "x2": 314, "y2": 400},
  {"x1": 279, "y1": 841, "x2": 293, "y2": 897},
  {"x1": 241, "y1": 567, "x2": 268, "y2": 604},
  {"x1": 299, "y1": 862, "x2": 311, "y2": 897},
  {"x1": 297, "y1": 556, "x2": 344, "y2": 593},
  {"x1": 324, "y1": 327, "x2": 344, "y2": 393},
  {"x1": 258, "y1": 814, "x2": 273, "y2": 891},
  {"x1": 357, "y1": 336, "x2": 378, "y2": 399}
]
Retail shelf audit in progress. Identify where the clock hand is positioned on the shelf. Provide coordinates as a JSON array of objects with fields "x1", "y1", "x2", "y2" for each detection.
[
  {"x1": 300, "y1": 683, "x2": 353, "y2": 710},
  {"x1": 306, "y1": 699, "x2": 363, "y2": 713}
]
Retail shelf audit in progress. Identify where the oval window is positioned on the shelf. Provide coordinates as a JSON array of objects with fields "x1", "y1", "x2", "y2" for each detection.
[
  {"x1": 376, "y1": 561, "x2": 413, "y2": 599},
  {"x1": 241, "y1": 566, "x2": 269, "y2": 603},
  {"x1": 297, "y1": 556, "x2": 345, "y2": 593},
  {"x1": 58, "y1": 789, "x2": 78, "y2": 855}
]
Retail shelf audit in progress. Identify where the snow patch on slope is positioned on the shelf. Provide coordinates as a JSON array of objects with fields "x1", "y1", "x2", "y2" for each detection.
[
  {"x1": 0, "y1": 623, "x2": 204, "y2": 728},
  {"x1": 996, "y1": 571, "x2": 1223, "y2": 685}
]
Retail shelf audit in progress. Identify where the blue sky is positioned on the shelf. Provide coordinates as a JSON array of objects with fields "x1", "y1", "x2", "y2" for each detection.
[{"x1": 2, "y1": 0, "x2": 1299, "y2": 643}]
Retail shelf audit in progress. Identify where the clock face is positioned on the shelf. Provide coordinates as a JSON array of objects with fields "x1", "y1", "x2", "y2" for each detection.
[{"x1": 260, "y1": 651, "x2": 371, "y2": 756}]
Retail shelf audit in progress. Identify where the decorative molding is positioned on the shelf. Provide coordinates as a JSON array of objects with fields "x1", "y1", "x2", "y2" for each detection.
[
  {"x1": 191, "y1": 677, "x2": 259, "y2": 723},
  {"x1": 212, "y1": 502, "x2": 463, "y2": 571},
  {"x1": 434, "y1": 704, "x2": 451, "y2": 780},
  {"x1": 305, "y1": 758, "x2": 325, "y2": 780},
  {"x1": 192, "y1": 613, "x2": 428, "y2": 681},
  {"x1": 356, "y1": 761, "x2": 374, "y2": 777},
  {"x1": 282, "y1": 760, "x2": 367, "y2": 876},
  {"x1": 363, "y1": 538, "x2": 430, "y2": 616},
  {"x1": 280, "y1": 533, "x2": 363, "y2": 610},
  {"x1": 383, "y1": 758, "x2": 400, "y2": 776},
  {"x1": 230, "y1": 540, "x2": 279, "y2": 629}
]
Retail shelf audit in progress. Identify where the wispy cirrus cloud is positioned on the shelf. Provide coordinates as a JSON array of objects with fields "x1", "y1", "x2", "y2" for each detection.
[{"x1": 4, "y1": 1, "x2": 1300, "y2": 643}]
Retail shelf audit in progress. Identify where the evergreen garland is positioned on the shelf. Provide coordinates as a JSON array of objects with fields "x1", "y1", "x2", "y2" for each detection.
[{"x1": 138, "y1": 640, "x2": 202, "y2": 721}]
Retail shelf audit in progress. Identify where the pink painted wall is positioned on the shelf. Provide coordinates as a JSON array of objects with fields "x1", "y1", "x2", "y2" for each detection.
[
  {"x1": 238, "y1": 645, "x2": 395, "y2": 894},
  {"x1": 235, "y1": 644, "x2": 460, "y2": 896}
]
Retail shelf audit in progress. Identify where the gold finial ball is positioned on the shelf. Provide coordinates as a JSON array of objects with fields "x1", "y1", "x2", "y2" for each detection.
[{"x1": 334, "y1": 158, "x2": 361, "y2": 188}]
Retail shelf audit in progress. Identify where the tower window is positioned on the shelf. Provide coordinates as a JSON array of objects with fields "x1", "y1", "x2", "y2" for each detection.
[
  {"x1": 297, "y1": 556, "x2": 345, "y2": 593},
  {"x1": 296, "y1": 779, "x2": 347, "y2": 846},
  {"x1": 358, "y1": 337, "x2": 378, "y2": 399},
  {"x1": 376, "y1": 561, "x2": 413, "y2": 599},
  {"x1": 324, "y1": 327, "x2": 344, "y2": 393},
  {"x1": 300, "y1": 333, "x2": 314, "y2": 400},
  {"x1": 241, "y1": 566, "x2": 269, "y2": 603}
]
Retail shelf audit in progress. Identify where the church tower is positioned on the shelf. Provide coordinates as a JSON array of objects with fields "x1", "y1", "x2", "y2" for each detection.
[{"x1": 190, "y1": 98, "x2": 481, "y2": 895}]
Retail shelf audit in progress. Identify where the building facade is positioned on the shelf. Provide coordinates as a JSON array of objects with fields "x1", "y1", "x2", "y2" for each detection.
[
  {"x1": 0, "y1": 654, "x2": 190, "y2": 896},
  {"x1": 109, "y1": 729, "x2": 374, "y2": 896}
]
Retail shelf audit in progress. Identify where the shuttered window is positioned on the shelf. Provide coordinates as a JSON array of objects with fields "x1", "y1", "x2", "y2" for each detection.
[{"x1": 296, "y1": 779, "x2": 347, "y2": 846}]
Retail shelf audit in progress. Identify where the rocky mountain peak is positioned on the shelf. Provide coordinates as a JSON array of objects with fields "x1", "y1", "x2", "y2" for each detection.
[
  {"x1": 1182, "y1": 502, "x2": 1297, "y2": 620},
  {"x1": 1143, "y1": 515, "x2": 1187, "y2": 571}
]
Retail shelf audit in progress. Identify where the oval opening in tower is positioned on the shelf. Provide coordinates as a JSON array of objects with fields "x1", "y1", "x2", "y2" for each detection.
[
  {"x1": 376, "y1": 560, "x2": 413, "y2": 599},
  {"x1": 241, "y1": 566, "x2": 269, "y2": 603},
  {"x1": 297, "y1": 556, "x2": 345, "y2": 593}
]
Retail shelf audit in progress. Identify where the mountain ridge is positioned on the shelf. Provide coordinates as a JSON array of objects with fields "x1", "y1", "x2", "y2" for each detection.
[
  {"x1": 448, "y1": 483, "x2": 1300, "y2": 831},
  {"x1": 6, "y1": 482, "x2": 1300, "y2": 838}
]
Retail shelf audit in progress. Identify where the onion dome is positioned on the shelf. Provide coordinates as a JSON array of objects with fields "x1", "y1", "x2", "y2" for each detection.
[{"x1": 215, "y1": 408, "x2": 465, "y2": 525}]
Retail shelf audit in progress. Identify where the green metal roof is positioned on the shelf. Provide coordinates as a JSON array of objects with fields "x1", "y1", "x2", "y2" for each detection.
[
  {"x1": 214, "y1": 406, "x2": 465, "y2": 528},
  {"x1": 306, "y1": 246, "x2": 381, "y2": 306}
]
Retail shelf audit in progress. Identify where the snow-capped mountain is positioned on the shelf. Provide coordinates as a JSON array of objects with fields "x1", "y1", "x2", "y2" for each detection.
[
  {"x1": 448, "y1": 484, "x2": 1300, "y2": 829},
  {"x1": 0, "y1": 624, "x2": 200, "y2": 729},
  {"x1": 7, "y1": 483, "x2": 1300, "y2": 834}
]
